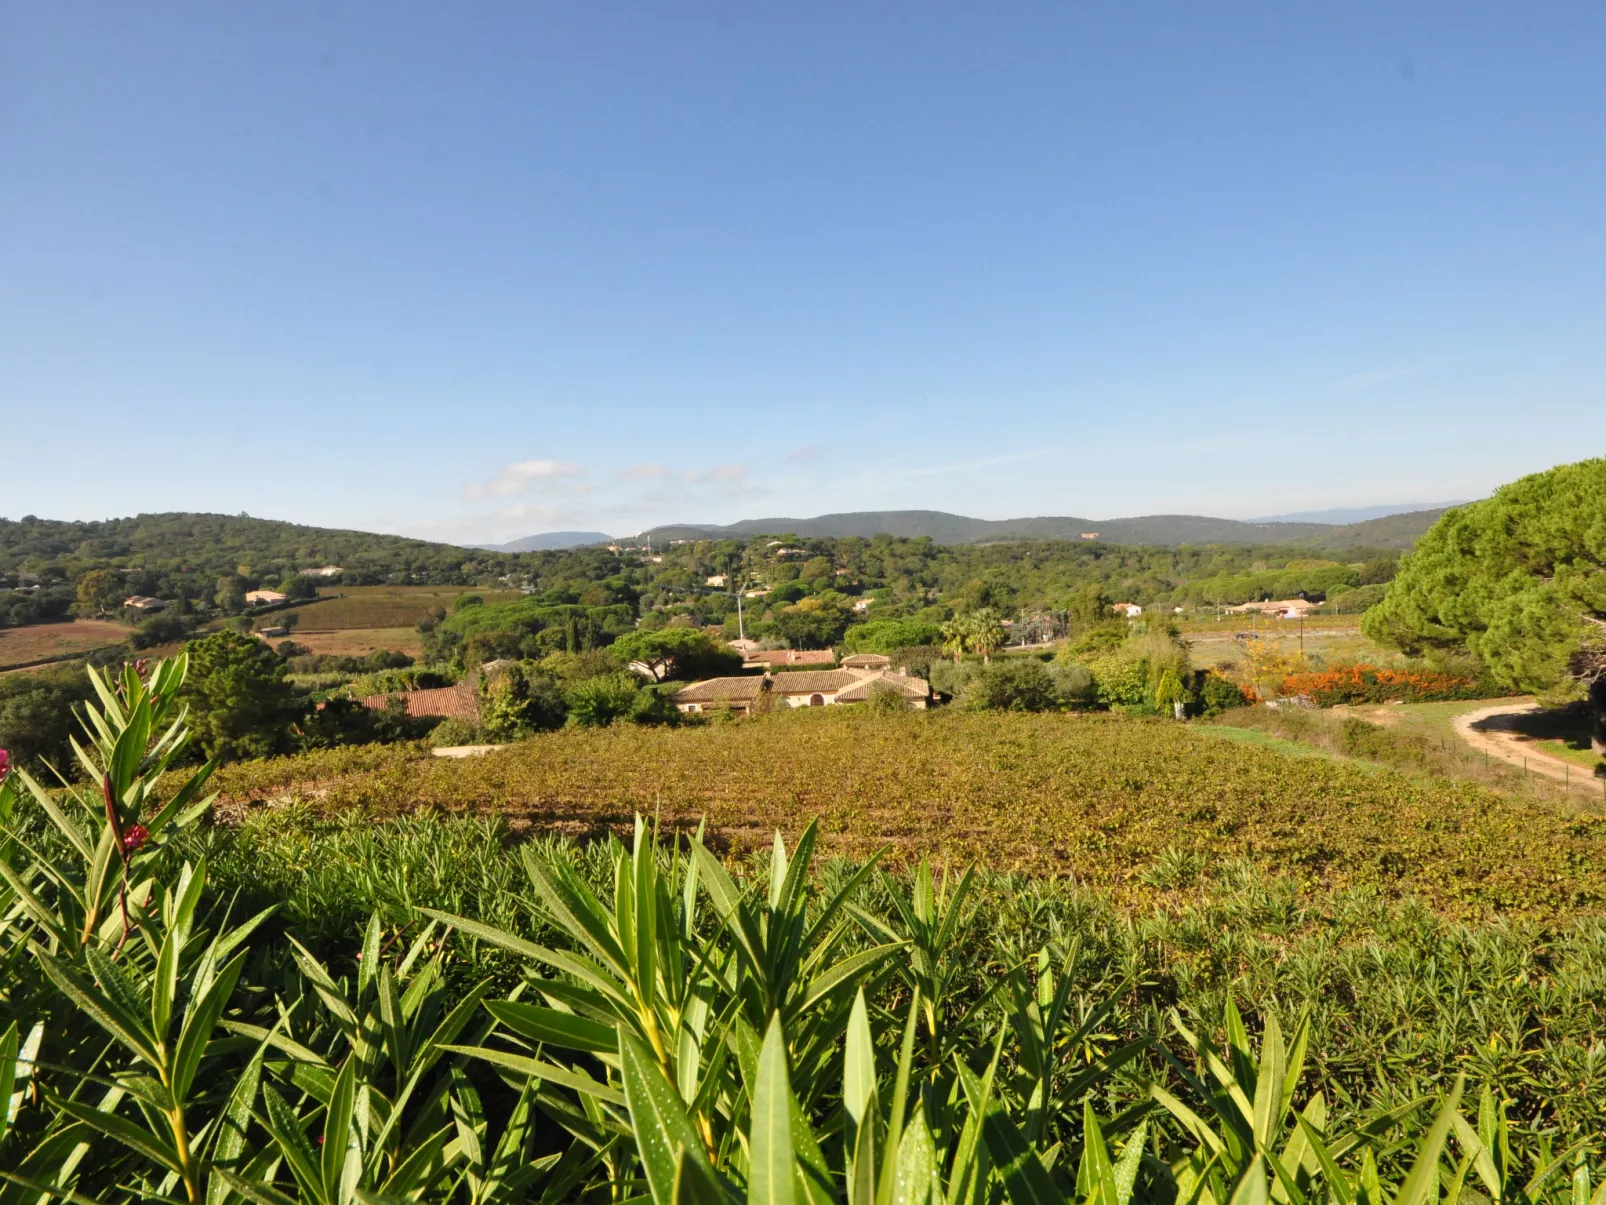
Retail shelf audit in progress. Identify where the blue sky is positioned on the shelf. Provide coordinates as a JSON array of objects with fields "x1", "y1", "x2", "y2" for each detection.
[{"x1": 2, "y1": 3, "x2": 1602, "y2": 543}]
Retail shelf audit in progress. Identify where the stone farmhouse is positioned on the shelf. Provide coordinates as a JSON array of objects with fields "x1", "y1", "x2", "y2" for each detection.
[{"x1": 672, "y1": 653, "x2": 930, "y2": 714}]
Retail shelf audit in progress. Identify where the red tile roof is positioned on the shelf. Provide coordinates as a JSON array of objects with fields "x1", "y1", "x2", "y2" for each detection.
[{"x1": 358, "y1": 682, "x2": 480, "y2": 721}]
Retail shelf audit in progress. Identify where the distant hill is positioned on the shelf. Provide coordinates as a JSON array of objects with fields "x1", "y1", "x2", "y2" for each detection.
[
  {"x1": 1250, "y1": 502, "x2": 1468, "y2": 524},
  {"x1": 473, "y1": 531, "x2": 613, "y2": 552},
  {"x1": 0, "y1": 512, "x2": 503, "y2": 581},
  {"x1": 636, "y1": 508, "x2": 1448, "y2": 550}
]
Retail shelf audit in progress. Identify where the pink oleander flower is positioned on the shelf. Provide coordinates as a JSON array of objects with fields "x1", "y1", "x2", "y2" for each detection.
[
  {"x1": 121, "y1": 824, "x2": 150, "y2": 854},
  {"x1": 0, "y1": 747, "x2": 9, "y2": 782}
]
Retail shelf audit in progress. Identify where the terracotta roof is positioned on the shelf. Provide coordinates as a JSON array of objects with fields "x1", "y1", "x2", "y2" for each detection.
[
  {"x1": 358, "y1": 682, "x2": 480, "y2": 721},
  {"x1": 766, "y1": 670, "x2": 862, "y2": 694},
  {"x1": 840, "y1": 653, "x2": 892, "y2": 669},
  {"x1": 835, "y1": 672, "x2": 931, "y2": 702},
  {"x1": 744, "y1": 648, "x2": 835, "y2": 666},
  {"x1": 671, "y1": 676, "x2": 767, "y2": 703}
]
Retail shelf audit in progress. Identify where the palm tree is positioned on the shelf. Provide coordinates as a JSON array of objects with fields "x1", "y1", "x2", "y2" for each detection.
[
  {"x1": 940, "y1": 615, "x2": 971, "y2": 663},
  {"x1": 967, "y1": 607, "x2": 1006, "y2": 664}
]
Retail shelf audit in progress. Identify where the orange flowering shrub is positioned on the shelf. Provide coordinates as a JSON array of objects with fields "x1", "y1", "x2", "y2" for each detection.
[{"x1": 1278, "y1": 663, "x2": 1490, "y2": 706}]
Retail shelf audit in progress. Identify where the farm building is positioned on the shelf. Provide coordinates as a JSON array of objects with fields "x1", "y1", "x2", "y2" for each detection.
[
  {"x1": 672, "y1": 665, "x2": 930, "y2": 713},
  {"x1": 123, "y1": 595, "x2": 168, "y2": 611},
  {"x1": 667, "y1": 676, "x2": 768, "y2": 715},
  {"x1": 245, "y1": 589, "x2": 286, "y2": 606}
]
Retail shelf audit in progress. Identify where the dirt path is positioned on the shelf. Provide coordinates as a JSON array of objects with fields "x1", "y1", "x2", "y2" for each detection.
[{"x1": 1451, "y1": 702, "x2": 1600, "y2": 795}]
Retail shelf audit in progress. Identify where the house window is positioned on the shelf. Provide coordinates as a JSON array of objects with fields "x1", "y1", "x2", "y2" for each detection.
[{"x1": 809, "y1": 694, "x2": 824, "y2": 707}]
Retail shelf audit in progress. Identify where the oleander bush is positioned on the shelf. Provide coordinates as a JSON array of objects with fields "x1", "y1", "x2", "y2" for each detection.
[{"x1": 5, "y1": 657, "x2": 1606, "y2": 1202}]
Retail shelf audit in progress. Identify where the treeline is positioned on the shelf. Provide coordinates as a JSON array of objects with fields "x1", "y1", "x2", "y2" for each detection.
[{"x1": 2, "y1": 510, "x2": 1406, "y2": 638}]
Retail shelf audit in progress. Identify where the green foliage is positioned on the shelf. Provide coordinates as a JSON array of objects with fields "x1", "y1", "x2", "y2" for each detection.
[
  {"x1": 1329, "y1": 582, "x2": 1387, "y2": 613},
  {"x1": 960, "y1": 659, "x2": 1061, "y2": 712},
  {"x1": 429, "y1": 597, "x2": 635, "y2": 664},
  {"x1": 1365, "y1": 459, "x2": 1606, "y2": 710},
  {"x1": 74, "y1": 567, "x2": 124, "y2": 617},
  {"x1": 129, "y1": 613, "x2": 191, "y2": 649},
  {"x1": 1198, "y1": 672, "x2": 1249, "y2": 717},
  {"x1": 564, "y1": 671, "x2": 650, "y2": 727},
  {"x1": 841, "y1": 619, "x2": 944, "y2": 655},
  {"x1": 7, "y1": 686, "x2": 1606, "y2": 1200},
  {"x1": 180, "y1": 629, "x2": 300, "y2": 761},
  {"x1": 0, "y1": 664, "x2": 98, "y2": 771},
  {"x1": 479, "y1": 662, "x2": 569, "y2": 739},
  {"x1": 0, "y1": 583, "x2": 73, "y2": 627},
  {"x1": 610, "y1": 627, "x2": 741, "y2": 681},
  {"x1": 774, "y1": 596, "x2": 853, "y2": 649}
]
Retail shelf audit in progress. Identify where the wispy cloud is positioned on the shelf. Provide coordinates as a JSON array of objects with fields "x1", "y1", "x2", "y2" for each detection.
[
  {"x1": 786, "y1": 443, "x2": 827, "y2": 464},
  {"x1": 900, "y1": 448, "x2": 1059, "y2": 478},
  {"x1": 1334, "y1": 364, "x2": 1438, "y2": 394},
  {"x1": 466, "y1": 459, "x2": 587, "y2": 498}
]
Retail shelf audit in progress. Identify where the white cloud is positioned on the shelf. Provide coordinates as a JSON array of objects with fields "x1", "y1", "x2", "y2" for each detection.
[
  {"x1": 466, "y1": 459, "x2": 587, "y2": 498},
  {"x1": 617, "y1": 462, "x2": 668, "y2": 482}
]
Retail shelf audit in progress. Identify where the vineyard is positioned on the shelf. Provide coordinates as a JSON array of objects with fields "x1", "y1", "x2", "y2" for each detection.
[
  {"x1": 207, "y1": 706, "x2": 1606, "y2": 919},
  {"x1": 7, "y1": 657, "x2": 1606, "y2": 1200}
]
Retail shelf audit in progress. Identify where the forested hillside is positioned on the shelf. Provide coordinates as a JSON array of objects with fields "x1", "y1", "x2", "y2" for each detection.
[{"x1": 0, "y1": 512, "x2": 511, "y2": 588}]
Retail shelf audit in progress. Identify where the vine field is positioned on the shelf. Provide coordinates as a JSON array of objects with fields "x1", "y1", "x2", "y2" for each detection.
[{"x1": 209, "y1": 707, "x2": 1606, "y2": 919}]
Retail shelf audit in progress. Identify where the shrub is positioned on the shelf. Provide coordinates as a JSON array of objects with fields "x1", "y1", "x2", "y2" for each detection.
[
  {"x1": 564, "y1": 671, "x2": 646, "y2": 727},
  {"x1": 961, "y1": 658, "x2": 1060, "y2": 712},
  {"x1": 479, "y1": 662, "x2": 568, "y2": 738},
  {"x1": 1279, "y1": 663, "x2": 1491, "y2": 706},
  {"x1": 1046, "y1": 660, "x2": 1097, "y2": 707},
  {"x1": 129, "y1": 613, "x2": 190, "y2": 648},
  {"x1": 927, "y1": 658, "x2": 980, "y2": 699},
  {"x1": 1197, "y1": 671, "x2": 1249, "y2": 717},
  {"x1": 1330, "y1": 582, "x2": 1388, "y2": 613}
]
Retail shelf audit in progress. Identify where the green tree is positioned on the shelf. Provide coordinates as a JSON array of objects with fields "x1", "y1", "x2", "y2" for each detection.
[
  {"x1": 179, "y1": 629, "x2": 299, "y2": 761},
  {"x1": 772, "y1": 596, "x2": 850, "y2": 649},
  {"x1": 479, "y1": 663, "x2": 567, "y2": 739},
  {"x1": 564, "y1": 672, "x2": 643, "y2": 727},
  {"x1": 940, "y1": 614, "x2": 970, "y2": 663},
  {"x1": 0, "y1": 664, "x2": 98, "y2": 770},
  {"x1": 841, "y1": 617, "x2": 943, "y2": 654},
  {"x1": 277, "y1": 574, "x2": 319, "y2": 601},
  {"x1": 74, "y1": 568, "x2": 123, "y2": 617},
  {"x1": 965, "y1": 606, "x2": 1007, "y2": 663},
  {"x1": 961, "y1": 658, "x2": 1059, "y2": 711},
  {"x1": 608, "y1": 628, "x2": 740, "y2": 681},
  {"x1": 1363, "y1": 458, "x2": 1606, "y2": 752},
  {"x1": 213, "y1": 574, "x2": 247, "y2": 614}
]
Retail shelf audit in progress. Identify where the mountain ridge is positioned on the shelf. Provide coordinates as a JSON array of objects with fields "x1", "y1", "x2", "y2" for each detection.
[
  {"x1": 616, "y1": 507, "x2": 1449, "y2": 549},
  {"x1": 471, "y1": 530, "x2": 613, "y2": 552}
]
